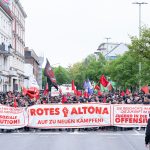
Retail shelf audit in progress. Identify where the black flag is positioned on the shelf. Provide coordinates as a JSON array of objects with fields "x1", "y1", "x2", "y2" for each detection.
[{"x1": 44, "y1": 59, "x2": 58, "y2": 90}]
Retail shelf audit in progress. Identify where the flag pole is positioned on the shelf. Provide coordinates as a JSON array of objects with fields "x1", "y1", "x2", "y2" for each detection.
[
  {"x1": 48, "y1": 91, "x2": 50, "y2": 103},
  {"x1": 45, "y1": 77, "x2": 49, "y2": 103},
  {"x1": 45, "y1": 77, "x2": 47, "y2": 97},
  {"x1": 47, "y1": 77, "x2": 51, "y2": 103}
]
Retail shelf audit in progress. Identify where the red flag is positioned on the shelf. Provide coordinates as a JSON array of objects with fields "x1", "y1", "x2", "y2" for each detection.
[
  {"x1": 77, "y1": 90, "x2": 82, "y2": 96},
  {"x1": 141, "y1": 86, "x2": 149, "y2": 94},
  {"x1": 84, "y1": 91, "x2": 88, "y2": 98},
  {"x1": 94, "y1": 85, "x2": 100, "y2": 90},
  {"x1": 43, "y1": 83, "x2": 49, "y2": 96},
  {"x1": 71, "y1": 80, "x2": 77, "y2": 95},
  {"x1": 71, "y1": 80, "x2": 75, "y2": 90},
  {"x1": 107, "y1": 83, "x2": 112, "y2": 91},
  {"x1": 74, "y1": 89, "x2": 77, "y2": 95},
  {"x1": 99, "y1": 75, "x2": 109, "y2": 87},
  {"x1": 35, "y1": 92, "x2": 40, "y2": 100},
  {"x1": 121, "y1": 91, "x2": 125, "y2": 96},
  {"x1": 62, "y1": 95, "x2": 67, "y2": 103},
  {"x1": 97, "y1": 90, "x2": 102, "y2": 96},
  {"x1": 27, "y1": 87, "x2": 38, "y2": 94},
  {"x1": 44, "y1": 59, "x2": 58, "y2": 90},
  {"x1": 126, "y1": 89, "x2": 130, "y2": 95},
  {"x1": 26, "y1": 87, "x2": 39, "y2": 100},
  {"x1": 13, "y1": 99, "x2": 18, "y2": 108},
  {"x1": 27, "y1": 92, "x2": 39, "y2": 100}
]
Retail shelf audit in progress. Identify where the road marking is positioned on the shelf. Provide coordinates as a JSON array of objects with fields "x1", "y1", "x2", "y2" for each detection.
[
  {"x1": 11, "y1": 132, "x2": 30, "y2": 135},
  {"x1": 0, "y1": 131, "x2": 145, "y2": 136},
  {"x1": 38, "y1": 132, "x2": 61, "y2": 135},
  {"x1": 133, "y1": 129, "x2": 140, "y2": 135},
  {"x1": 68, "y1": 132, "x2": 88, "y2": 135}
]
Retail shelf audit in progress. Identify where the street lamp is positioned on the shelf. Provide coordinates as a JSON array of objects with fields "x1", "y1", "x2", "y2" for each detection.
[
  {"x1": 132, "y1": 2, "x2": 148, "y2": 91},
  {"x1": 132, "y1": 2, "x2": 148, "y2": 38}
]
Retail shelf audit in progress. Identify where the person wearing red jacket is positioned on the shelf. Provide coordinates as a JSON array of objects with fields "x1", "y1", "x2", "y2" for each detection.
[{"x1": 61, "y1": 95, "x2": 68, "y2": 103}]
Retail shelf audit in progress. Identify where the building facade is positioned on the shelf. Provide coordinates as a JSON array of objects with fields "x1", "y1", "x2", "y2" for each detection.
[
  {"x1": 24, "y1": 47, "x2": 39, "y2": 81},
  {"x1": 24, "y1": 48, "x2": 44, "y2": 90},
  {"x1": 0, "y1": 1, "x2": 43, "y2": 92},
  {"x1": 0, "y1": 1, "x2": 13, "y2": 92},
  {"x1": 9, "y1": 0, "x2": 27, "y2": 91},
  {"x1": 97, "y1": 43, "x2": 129, "y2": 60},
  {"x1": 24, "y1": 63, "x2": 39, "y2": 89},
  {"x1": 38, "y1": 57, "x2": 44, "y2": 89},
  {"x1": 24, "y1": 47, "x2": 44, "y2": 89}
]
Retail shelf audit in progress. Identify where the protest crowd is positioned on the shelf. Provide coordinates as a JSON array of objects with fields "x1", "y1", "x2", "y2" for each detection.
[
  {"x1": 0, "y1": 89, "x2": 149, "y2": 107},
  {"x1": 0, "y1": 88, "x2": 149, "y2": 133},
  {"x1": 0, "y1": 60, "x2": 149, "y2": 133}
]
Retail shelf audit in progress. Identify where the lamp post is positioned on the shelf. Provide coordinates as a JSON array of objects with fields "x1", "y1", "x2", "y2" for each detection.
[
  {"x1": 132, "y1": 2, "x2": 148, "y2": 37},
  {"x1": 132, "y1": 2, "x2": 148, "y2": 91}
]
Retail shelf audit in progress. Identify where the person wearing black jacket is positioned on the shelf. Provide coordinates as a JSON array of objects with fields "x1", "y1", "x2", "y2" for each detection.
[
  {"x1": 145, "y1": 116, "x2": 150, "y2": 148},
  {"x1": 145, "y1": 95, "x2": 150, "y2": 148}
]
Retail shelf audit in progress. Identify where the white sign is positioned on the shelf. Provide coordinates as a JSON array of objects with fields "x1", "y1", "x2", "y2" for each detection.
[
  {"x1": 51, "y1": 87, "x2": 60, "y2": 96},
  {"x1": 0, "y1": 105, "x2": 27, "y2": 129},
  {"x1": 113, "y1": 104, "x2": 148, "y2": 127}
]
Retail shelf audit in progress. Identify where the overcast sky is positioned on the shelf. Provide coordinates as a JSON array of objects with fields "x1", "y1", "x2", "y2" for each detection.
[{"x1": 21, "y1": 0, "x2": 150, "y2": 67}]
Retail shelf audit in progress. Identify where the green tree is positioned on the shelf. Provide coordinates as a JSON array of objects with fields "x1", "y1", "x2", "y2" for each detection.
[
  {"x1": 129, "y1": 27, "x2": 150, "y2": 86},
  {"x1": 68, "y1": 62, "x2": 85, "y2": 89},
  {"x1": 105, "y1": 52, "x2": 139, "y2": 90},
  {"x1": 68, "y1": 53, "x2": 106, "y2": 89},
  {"x1": 83, "y1": 54, "x2": 106, "y2": 82},
  {"x1": 129, "y1": 27, "x2": 150, "y2": 60},
  {"x1": 104, "y1": 27, "x2": 150, "y2": 90},
  {"x1": 54, "y1": 66, "x2": 71, "y2": 85}
]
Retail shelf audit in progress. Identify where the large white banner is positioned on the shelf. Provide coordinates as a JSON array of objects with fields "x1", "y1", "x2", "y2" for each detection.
[
  {"x1": 0, "y1": 104, "x2": 149, "y2": 129},
  {"x1": 0, "y1": 105, "x2": 27, "y2": 129},
  {"x1": 27, "y1": 103, "x2": 111, "y2": 128},
  {"x1": 113, "y1": 104, "x2": 149, "y2": 127}
]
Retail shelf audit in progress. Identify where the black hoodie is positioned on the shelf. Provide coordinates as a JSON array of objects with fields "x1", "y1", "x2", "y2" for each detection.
[{"x1": 145, "y1": 117, "x2": 150, "y2": 145}]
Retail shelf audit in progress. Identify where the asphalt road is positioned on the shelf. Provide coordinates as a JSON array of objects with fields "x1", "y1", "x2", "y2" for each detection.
[{"x1": 0, "y1": 130, "x2": 147, "y2": 150}]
